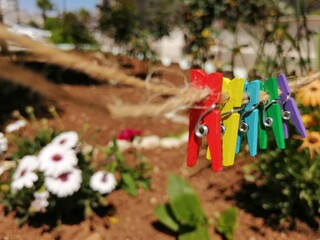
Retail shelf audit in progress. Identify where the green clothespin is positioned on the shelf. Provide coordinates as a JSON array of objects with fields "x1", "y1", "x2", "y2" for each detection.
[{"x1": 259, "y1": 77, "x2": 285, "y2": 149}]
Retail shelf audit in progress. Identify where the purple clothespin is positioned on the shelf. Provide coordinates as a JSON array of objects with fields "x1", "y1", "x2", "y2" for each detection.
[{"x1": 277, "y1": 74, "x2": 307, "y2": 139}]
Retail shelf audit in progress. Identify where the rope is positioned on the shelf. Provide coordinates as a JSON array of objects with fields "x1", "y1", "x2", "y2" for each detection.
[{"x1": 0, "y1": 24, "x2": 319, "y2": 118}]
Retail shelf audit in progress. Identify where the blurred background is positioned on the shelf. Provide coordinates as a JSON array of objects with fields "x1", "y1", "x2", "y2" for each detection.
[{"x1": 1, "y1": 0, "x2": 320, "y2": 78}]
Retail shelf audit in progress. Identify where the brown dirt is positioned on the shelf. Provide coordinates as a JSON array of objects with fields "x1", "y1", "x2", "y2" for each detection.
[{"x1": 0, "y1": 54, "x2": 319, "y2": 240}]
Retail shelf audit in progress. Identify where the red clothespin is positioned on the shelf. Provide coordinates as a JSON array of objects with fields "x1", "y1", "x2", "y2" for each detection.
[{"x1": 187, "y1": 69, "x2": 223, "y2": 172}]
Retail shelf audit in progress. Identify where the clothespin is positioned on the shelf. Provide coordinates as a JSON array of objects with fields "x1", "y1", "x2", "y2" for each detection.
[
  {"x1": 259, "y1": 77, "x2": 285, "y2": 149},
  {"x1": 187, "y1": 69, "x2": 223, "y2": 172},
  {"x1": 207, "y1": 77, "x2": 245, "y2": 166},
  {"x1": 236, "y1": 80, "x2": 260, "y2": 156},
  {"x1": 277, "y1": 74, "x2": 307, "y2": 139}
]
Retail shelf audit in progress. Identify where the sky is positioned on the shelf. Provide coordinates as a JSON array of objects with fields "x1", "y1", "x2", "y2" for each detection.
[{"x1": 20, "y1": 0, "x2": 98, "y2": 13}]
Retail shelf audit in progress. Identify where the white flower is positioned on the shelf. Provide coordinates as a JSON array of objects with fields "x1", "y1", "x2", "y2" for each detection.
[
  {"x1": 31, "y1": 191, "x2": 49, "y2": 213},
  {"x1": 20, "y1": 155, "x2": 39, "y2": 171},
  {"x1": 38, "y1": 144, "x2": 78, "y2": 177},
  {"x1": 45, "y1": 168, "x2": 82, "y2": 198},
  {"x1": 11, "y1": 155, "x2": 39, "y2": 192},
  {"x1": 51, "y1": 131, "x2": 79, "y2": 151},
  {"x1": 11, "y1": 171, "x2": 38, "y2": 192},
  {"x1": 160, "y1": 137, "x2": 182, "y2": 149},
  {"x1": 0, "y1": 132, "x2": 8, "y2": 154},
  {"x1": 5, "y1": 120, "x2": 27, "y2": 133},
  {"x1": 132, "y1": 135, "x2": 160, "y2": 150},
  {"x1": 90, "y1": 171, "x2": 116, "y2": 194}
]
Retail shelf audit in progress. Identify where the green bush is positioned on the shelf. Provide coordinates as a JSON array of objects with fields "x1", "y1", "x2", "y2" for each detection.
[{"x1": 243, "y1": 92, "x2": 320, "y2": 227}]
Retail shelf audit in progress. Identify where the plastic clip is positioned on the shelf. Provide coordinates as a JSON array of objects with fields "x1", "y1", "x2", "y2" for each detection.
[
  {"x1": 259, "y1": 77, "x2": 285, "y2": 149},
  {"x1": 187, "y1": 69, "x2": 223, "y2": 172},
  {"x1": 236, "y1": 80, "x2": 261, "y2": 156},
  {"x1": 277, "y1": 74, "x2": 307, "y2": 139},
  {"x1": 207, "y1": 77, "x2": 245, "y2": 166}
]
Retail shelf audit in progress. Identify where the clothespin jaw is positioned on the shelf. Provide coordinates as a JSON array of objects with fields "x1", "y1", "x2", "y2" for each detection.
[
  {"x1": 187, "y1": 69, "x2": 223, "y2": 172},
  {"x1": 236, "y1": 80, "x2": 260, "y2": 156},
  {"x1": 277, "y1": 74, "x2": 307, "y2": 139},
  {"x1": 207, "y1": 77, "x2": 245, "y2": 166},
  {"x1": 259, "y1": 77, "x2": 285, "y2": 149}
]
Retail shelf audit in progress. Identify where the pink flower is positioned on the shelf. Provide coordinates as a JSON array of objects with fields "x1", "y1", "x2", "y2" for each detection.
[{"x1": 117, "y1": 129, "x2": 143, "y2": 141}]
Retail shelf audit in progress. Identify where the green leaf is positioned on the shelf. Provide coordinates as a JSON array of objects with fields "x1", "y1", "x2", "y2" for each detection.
[
  {"x1": 168, "y1": 174, "x2": 196, "y2": 200},
  {"x1": 215, "y1": 207, "x2": 237, "y2": 240},
  {"x1": 178, "y1": 226, "x2": 210, "y2": 240},
  {"x1": 154, "y1": 204, "x2": 179, "y2": 232},
  {"x1": 112, "y1": 139, "x2": 125, "y2": 165},
  {"x1": 168, "y1": 174, "x2": 206, "y2": 226},
  {"x1": 121, "y1": 173, "x2": 137, "y2": 196}
]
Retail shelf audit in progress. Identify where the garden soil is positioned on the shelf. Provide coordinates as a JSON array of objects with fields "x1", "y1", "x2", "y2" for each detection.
[{"x1": 0, "y1": 54, "x2": 319, "y2": 240}]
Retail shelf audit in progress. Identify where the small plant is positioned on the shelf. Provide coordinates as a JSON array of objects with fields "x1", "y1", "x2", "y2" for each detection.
[
  {"x1": 154, "y1": 174, "x2": 210, "y2": 240},
  {"x1": 0, "y1": 103, "x2": 154, "y2": 228},
  {"x1": 215, "y1": 207, "x2": 237, "y2": 240},
  {"x1": 104, "y1": 139, "x2": 152, "y2": 196},
  {"x1": 0, "y1": 129, "x2": 117, "y2": 226}
]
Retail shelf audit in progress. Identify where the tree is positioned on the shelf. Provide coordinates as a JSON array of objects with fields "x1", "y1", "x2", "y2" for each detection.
[
  {"x1": 44, "y1": 10, "x2": 97, "y2": 49},
  {"x1": 79, "y1": 8, "x2": 90, "y2": 24},
  {"x1": 37, "y1": 0, "x2": 54, "y2": 23},
  {"x1": 97, "y1": 0, "x2": 177, "y2": 59},
  {"x1": 98, "y1": 0, "x2": 177, "y2": 43},
  {"x1": 63, "y1": 12, "x2": 96, "y2": 48}
]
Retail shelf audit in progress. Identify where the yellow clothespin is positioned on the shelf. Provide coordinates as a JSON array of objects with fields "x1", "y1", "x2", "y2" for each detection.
[{"x1": 207, "y1": 77, "x2": 245, "y2": 166}]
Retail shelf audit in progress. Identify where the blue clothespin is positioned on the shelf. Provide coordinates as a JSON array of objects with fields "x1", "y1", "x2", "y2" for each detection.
[
  {"x1": 277, "y1": 74, "x2": 307, "y2": 139},
  {"x1": 236, "y1": 80, "x2": 260, "y2": 156}
]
